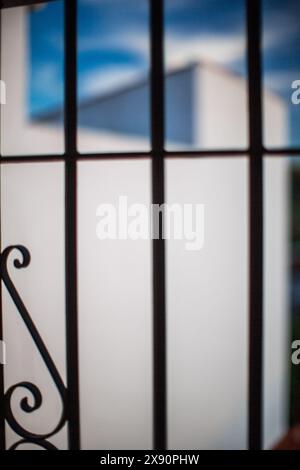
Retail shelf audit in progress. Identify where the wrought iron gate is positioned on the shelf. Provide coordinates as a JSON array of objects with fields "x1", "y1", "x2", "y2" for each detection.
[{"x1": 0, "y1": 0, "x2": 298, "y2": 451}]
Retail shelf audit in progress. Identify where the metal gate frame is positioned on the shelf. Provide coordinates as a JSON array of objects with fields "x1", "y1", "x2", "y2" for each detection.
[{"x1": 0, "y1": 0, "x2": 298, "y2": 451}]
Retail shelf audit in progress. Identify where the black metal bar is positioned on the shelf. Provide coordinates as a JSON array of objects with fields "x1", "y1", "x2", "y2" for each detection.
[
  {"x1": 263, "y1": 147, "x2": 300, "y2": 156},
  {"x1": 64, "y1": 0, "x2": 80, "y2": 450},
  {"x1": 0, "y1": 243, "x2": 5, "y2": 450},
  {"x1": 0, "y1": 5, "x2": 6, "y2": 451},
  {"x1": 0, "y1": 282, "x2": 5, "y2": 451},
  {"x1": 1, "y1": 0, "x2": 57, "y2": 9},
  {"x1": 77, "y1": 149, "x2": 249, "y2": 159},
  {"x1": 0, "y1": 156, "x2": 66, "y2": 163},
  {"x1": 0, "y1": 201, "x2": 5, "y2": 453},
  {"x1": 247, "y1": 0, "x2": 264, "y2": 450},
  {"x1": 150, "y1": 0, "x2": 167, "y2": 451},
  {"x1": 0, "y1": 150, "x2": 248, "y2": 162},
  {"x1": 2, "y1": 147, "x2": 300, "y2": 163}
]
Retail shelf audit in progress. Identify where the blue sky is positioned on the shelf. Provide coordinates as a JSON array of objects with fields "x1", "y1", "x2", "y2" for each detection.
[{"x1": 29, "y1": 0, "x2": 300, "y2": 145}]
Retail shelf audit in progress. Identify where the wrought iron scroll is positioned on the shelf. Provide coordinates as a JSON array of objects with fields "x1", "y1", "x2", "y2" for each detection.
[{"x1": 0, "y1": 245, "x2": 67, "y2": 450}]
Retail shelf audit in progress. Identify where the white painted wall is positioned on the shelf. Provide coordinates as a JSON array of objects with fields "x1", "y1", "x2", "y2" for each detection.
[{"x1": 196, "y1": 63, "x2": 248, "y2": 148}]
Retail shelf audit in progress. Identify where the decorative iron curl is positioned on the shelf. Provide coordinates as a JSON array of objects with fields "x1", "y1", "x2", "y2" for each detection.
[
  {"x1": 9, "y1": 438, "x2": 58, "y2": 450},
  {"x1": 0, "y1": 246, "x2": 67, "y2": 447}
]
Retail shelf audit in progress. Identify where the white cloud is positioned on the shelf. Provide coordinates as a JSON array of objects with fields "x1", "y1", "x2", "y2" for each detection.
[
  {"x1": 79, "y1": 65, "x2": 144, "y2": 98},
  {"x1": 165, "y1": 33, "x2": 246, "y2": 68},
  {"x1": 109, "y1": 29, "x2": 245, "y2": 69}
]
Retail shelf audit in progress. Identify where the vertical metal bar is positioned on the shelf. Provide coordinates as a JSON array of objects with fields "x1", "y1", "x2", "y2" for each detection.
[
  {"x1": 64, "y1": 0, "x2": 80, "y2": 450},
  {"x1": 0, "y1": 285, "x2": 5, "y2": 451},
  {"x1": 0, "y1": 208, "x2": 5, "y2": 451},
  {"x1": 0, "y1": 4, "x2": 6, "y2": 450},
  {"x1": 150, "y1": 0, "x2": 167, "y2": 450},
  {"x1": 0, "y1": 200, "x2": 5, "y2": 452},
  {"x1": 0, "y1": 281, "x2": 5, "y2": 451},
  {"x1": 246, "y1": 0, "x2": 264, "y2": 450}
]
